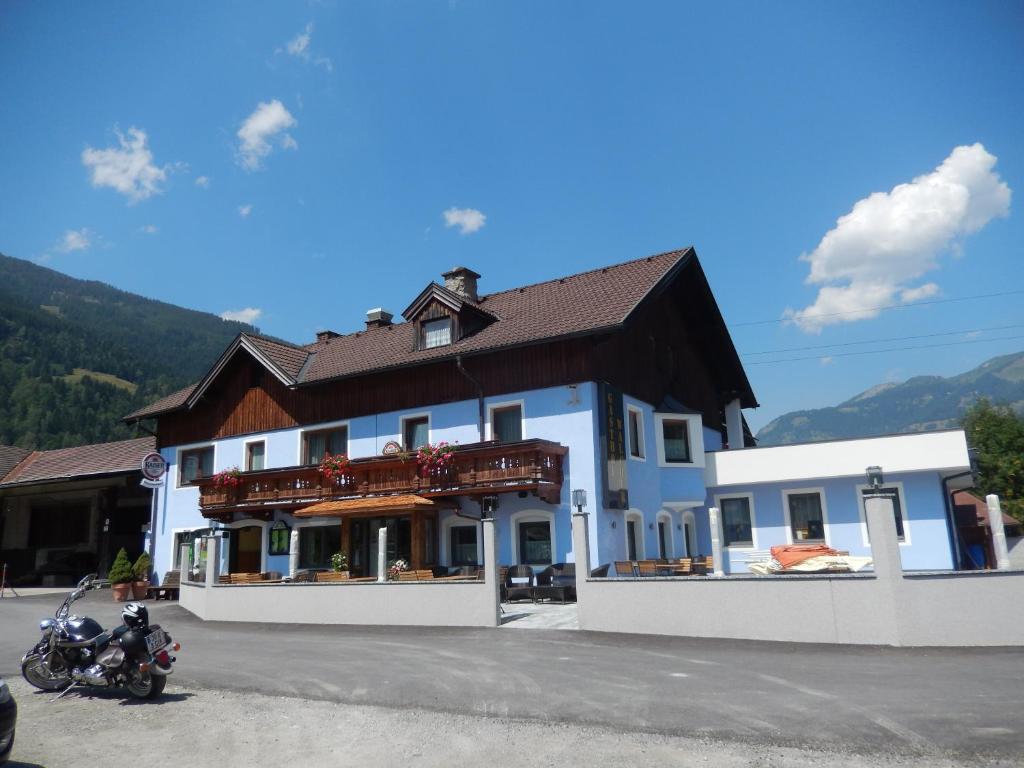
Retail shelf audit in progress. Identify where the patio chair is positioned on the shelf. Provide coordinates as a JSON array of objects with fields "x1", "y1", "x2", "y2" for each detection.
[
  {"x1": 636, "y1": 560, "x2": 658, "y2": 577},
  {"x1": 590, "y1": 563, "x2": 611, "y2": 578},
  {"x1": 503, "y1": 565, "x2": 535, "y2": 603},
  {"x1": 614, "y1": 560, "x2": 636, "y2": 577}
]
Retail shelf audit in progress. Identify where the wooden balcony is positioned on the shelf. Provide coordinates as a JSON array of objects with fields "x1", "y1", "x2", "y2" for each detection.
[{"x1": 197, "y1": 438, "x2": 567, "y2": 518}]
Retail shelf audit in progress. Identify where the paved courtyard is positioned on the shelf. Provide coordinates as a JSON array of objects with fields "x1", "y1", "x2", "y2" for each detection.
[{"x1": 1, "y1": 591, "x2": 1022, "y2": 766}]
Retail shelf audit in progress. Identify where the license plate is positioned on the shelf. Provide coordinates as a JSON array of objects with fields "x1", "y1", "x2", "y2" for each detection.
[{"x1": 145, "y1": 629, "x2": 168, "y2": 653}]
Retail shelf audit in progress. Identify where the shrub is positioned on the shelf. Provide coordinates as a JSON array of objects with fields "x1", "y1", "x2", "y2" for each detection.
[
  {"x1": 108, "y1": 548, "x2": 134, "y2": 584},
  {"x1": 133, "y1": 551, "x2": 152, "y2": 580}
]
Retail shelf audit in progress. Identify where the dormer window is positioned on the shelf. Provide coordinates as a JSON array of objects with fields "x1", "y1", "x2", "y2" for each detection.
[{"x1": 421, "y1": 318, "x2": 452, "y2": 349}]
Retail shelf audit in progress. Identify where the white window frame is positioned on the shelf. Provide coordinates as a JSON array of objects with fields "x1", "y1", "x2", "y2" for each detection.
[
  {"x1": 714, "y1": 492, "x2": 758, "y2": 551},
  {"x1": 486, "y1": 399, "x2": 526, "y2": 442},
  {"x1": 296, "y1": 419, "x2": 350, "y2": 466},
  {"x1": 174, "y1": 441, "x2": 217, "y2": 491},
  {"x1": 781, "y1": 487, "x2": 831, "y2": 546},
  {"x1": 626, "y1": 404, "x2": 646, "y2": 461},
  {"x1": 655, "y1": 510, "x2": 674, "y2": 558},
  {"x1": 509, "y1": 509, "x2": 556, "y2": 566},
  {"x1": 855, "y1": 481, "x2": 911, "y2": 547},
  {"x1": 243, "y1": 438, "x2": 267, "y2": 472},
  {"x1": 624, "y1": 509, "x2": 645, "y2": 560},
  {"x1": 654, "y1": 413, "x2": 706, "y2": 468},
  {"x1": 440, "y1": 516, "x2": 481, "y2": 567},
  {"x1": 400, "y1": 412, "x2": 432, "y2": 450}
]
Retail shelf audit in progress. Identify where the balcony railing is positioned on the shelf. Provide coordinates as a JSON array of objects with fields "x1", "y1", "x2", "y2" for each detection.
[{"x1": 197, "y1": 438, "x2": 567, "y2": 515}]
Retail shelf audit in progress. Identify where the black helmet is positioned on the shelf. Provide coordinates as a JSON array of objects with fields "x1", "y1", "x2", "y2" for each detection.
[{"x1": 122, "y1": 602, "x2": 149, "y2": 629}]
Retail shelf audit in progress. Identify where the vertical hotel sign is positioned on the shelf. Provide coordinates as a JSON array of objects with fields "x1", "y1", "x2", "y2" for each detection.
[{"x1": 598, "y1": 382, "x2": 629, "y2": 509}]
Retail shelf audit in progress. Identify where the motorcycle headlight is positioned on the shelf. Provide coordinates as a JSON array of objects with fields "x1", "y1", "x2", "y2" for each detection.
[{"x1": 0, "y1": 678, "x2": 10, "y2": 704}]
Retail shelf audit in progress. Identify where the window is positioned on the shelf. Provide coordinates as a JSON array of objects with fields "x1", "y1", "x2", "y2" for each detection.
[
  {"x1": 421, "y1": 318, "x2": 452, "y2": 349},
  {"x1": 246, "y1": 441, "x2": 265, "y2": 471},
  {"x1": 627, "y1": 406, "x2": 645, "y2": 459},
  {"x1": 626, "y1": 517, "x2": 640, "y2": 560},
  {"x1": 518, "y1": 521, "x2": 552, "y2": 565},
  {"x1": 449, "y1": 525, "x2": 479, "y2": 566},
  {"x1": 172, "y1": 531, "x2": 196, "y2": 569},
  {"x1": 303, "y1": 427, "x2": 347, "y2": 465},
  {"x1": 298, "y1": 525, "x2": 340, "y2": 570},
  {"x1": 658, "y1": 521, "x2": 669, "y2": 559},
  {"x1": 268, "y1": 521, "x2": 290, "y2": 555},
  {"x1": 179, "y1": 446, "x2": 214, "y2": 485},
  {"x1": 861, "y1": 487, "x2": 906, "y2": 542},
  {"x1": 661, "y1": 419, "x2": 692, "y2": 463},
  {"x1": 403, "y1": 416, "x2": 429, "y2": 450},
  {"x1": 720, "y1": 496, "x2": 754, "y2": 547},
  {"x1": 491, "y1": 404, "x2": 523, "y2": 442},
  {"x1": 787, "y1": 491, "x2": 826, "y2": 543}
]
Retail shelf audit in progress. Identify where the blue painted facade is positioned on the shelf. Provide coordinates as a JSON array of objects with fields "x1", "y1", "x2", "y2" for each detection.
[{"x1": 151, "y1": 382, "x2": 961, "y2": 576}]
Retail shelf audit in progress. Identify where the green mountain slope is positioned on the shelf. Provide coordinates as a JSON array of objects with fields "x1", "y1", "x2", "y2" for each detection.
[
  {"x1": 756, "y1": 351, "x2": 1024, "y2": 445},
  {"x1": 0, "y1": 252, "x2": 255, "y2": 449}
]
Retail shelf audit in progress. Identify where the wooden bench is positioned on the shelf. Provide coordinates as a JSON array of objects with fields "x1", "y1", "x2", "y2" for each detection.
[
  {"x1": 147, "y1": 571, "x2": 180, "y2": 600},
  {"x1": 396, "y1": 569, "x2": 435, "y2": 581},
  {"x1": 314, "y1": 571, "x2": 350, "y2": 583},
  {"x1": 218, "y1": 572, "x2": 264, "y2": 584}
]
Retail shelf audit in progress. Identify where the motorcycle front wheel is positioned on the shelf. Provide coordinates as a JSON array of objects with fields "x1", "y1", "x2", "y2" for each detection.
[
  {"x1": 21, "y1": 652, "x2": 71, "y2": 691},
  {"x1": 126, "y1": 670, "x2": 166, "y2": 699}
]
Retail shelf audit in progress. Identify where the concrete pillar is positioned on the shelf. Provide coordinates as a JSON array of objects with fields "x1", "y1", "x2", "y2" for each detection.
[
  {"x1": 288, "y1": 528, "x2": 300, "y2": 578},
  {"x1": 865, "y1": 494, "x2": 904, "y2": 580},
  {"x1": 203, "y1": 535, "x2": 221, "y2": 586},
  {"x1": 571, "y1": 511, "x2": 592, "y2": 625},
  {"x1": 178, "y1": 544, "x2": 191, "y2": 581},
  {"x1": 377, "y1": 526, "x2": 387, "y2": 583},
  {"x1": 986, "y1": 494, "x2": 1011, "y2": 571},
  {"x1": 481, "y1": 516, "x2": 500, "y2": 626},
  {"x1": 725, "y1": 398, "x2": 744, "y2": 450},
  {"x1": 707, "y1": 506, "x2": 724, "y2": 576}
]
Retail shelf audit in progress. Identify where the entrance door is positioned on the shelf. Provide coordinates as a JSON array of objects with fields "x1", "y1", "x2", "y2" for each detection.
[
  {"x1": 684, "y1": 521, "x2": 694, "y2": 557},
  {"x1": 230, "y1": 526, "x2": 263, "y2": 573},
  {"x1": 626, "y1": 519, "x2": 639, "y2": 560},
  {"x1": 349, "y1": 517, "x2": 412, "y2": 577}
]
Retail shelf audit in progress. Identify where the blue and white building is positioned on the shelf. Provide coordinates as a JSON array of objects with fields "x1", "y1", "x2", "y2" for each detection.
[{"x1": 125, "y1": 249, "x2": 973, "y2": 579}]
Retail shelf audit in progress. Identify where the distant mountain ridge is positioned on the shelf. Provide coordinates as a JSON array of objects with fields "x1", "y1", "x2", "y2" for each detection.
[
  {"x1": 0, "y1": 252, "x2": 255, "y2": 449},
  {"x1": 756, "y1": 351, "x2": 1024, "y2": 445}
]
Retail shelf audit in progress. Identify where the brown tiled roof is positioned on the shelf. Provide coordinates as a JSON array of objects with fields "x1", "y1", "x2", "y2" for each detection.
[
  {"x1": 124, "y1": 383, "x2": 196, "y2": 420},
  {"x1": 0, "y1": 446, "x2": 31, "y2": 482},
  {"x1": 128, "y1": 247, "x2": 751, "y2": 419},
  {"x1": 0, "y1": 437, "x2": 156, "y2": 487}
]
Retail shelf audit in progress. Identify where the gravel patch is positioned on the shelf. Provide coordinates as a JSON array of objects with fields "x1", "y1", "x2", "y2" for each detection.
[{"x1": 6, "y1": 677, "x2": 1018, "y2": 768}]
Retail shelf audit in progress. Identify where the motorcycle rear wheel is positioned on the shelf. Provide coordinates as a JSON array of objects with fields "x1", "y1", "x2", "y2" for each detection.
[
  {"x1": 22, "y1": 653, "x2": 71, "y2": 691},
  {"x1": 126, "y1": 671, "x2": 166, "y2": 699}
]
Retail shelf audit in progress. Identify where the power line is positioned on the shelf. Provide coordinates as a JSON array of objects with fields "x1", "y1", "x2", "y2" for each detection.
[
  {"x1": 744, "y1": 334, "x2": 1024, "y2": 366},
  {"x1": 731, "y1": 289, "x2": 1024, "y2": 328},
  {"x1": 741, "y1": 324, "x2": 1024, "y2": 357}
]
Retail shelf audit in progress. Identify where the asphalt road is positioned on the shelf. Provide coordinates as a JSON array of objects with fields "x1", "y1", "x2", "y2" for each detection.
[{"x1": 2, "y1": 591, "x2": 1022, "y2": 762}]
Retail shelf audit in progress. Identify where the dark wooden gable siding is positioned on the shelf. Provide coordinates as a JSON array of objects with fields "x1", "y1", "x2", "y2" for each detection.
[{"x1": 155, "y1": 264, "x2": 738, "y2": 448}]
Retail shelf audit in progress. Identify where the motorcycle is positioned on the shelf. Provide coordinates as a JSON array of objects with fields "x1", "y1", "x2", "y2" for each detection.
[{"x1": 21, "y1": 574, "x2": 180, "y2": 699}]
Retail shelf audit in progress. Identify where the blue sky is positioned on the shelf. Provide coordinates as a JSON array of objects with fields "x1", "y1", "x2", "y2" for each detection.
[{"x1": 1, "y1": 1, "x2": 1021, "y2": 431}]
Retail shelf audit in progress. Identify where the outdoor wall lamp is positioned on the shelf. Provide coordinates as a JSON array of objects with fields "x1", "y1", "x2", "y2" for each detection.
[
  {"x1": 572, "y1": 488, "x2": 587, "y2": 509},
  {"x1": 482, "y1": 495, "x2": 499, "y2": 513},
  {"x1": 866, "y1": 465, "x2": 884, "y2": 490}
]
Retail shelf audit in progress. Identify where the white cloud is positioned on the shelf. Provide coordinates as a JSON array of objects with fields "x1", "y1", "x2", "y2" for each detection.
[
  {"x1": 195, "y1": 175, "x2": 210, "y2": 188},
  {"x1": 443, "y1": 207, "x2": 486, "y2": 235},
  {"x1": 140, "y1": 224, "x2": 159, "y2": 235},
  {"x1": 81, "y1": 127, "x2": 168, "y2": 203},
  {"x1": 281, "y1": 23, "x2": 333, "y2": 72},
  {"x1": 236, "y1": 100, "x2": 298, "y2": 171},
  {"x1": 220, "y1": 307, "x2": 263, "y2": 325},
  {"x1": 238, "y1": 204, "x2": 253, "y2": 218},
  {"x1": 785, "y1": 143, "x2": 1011, "y2": 332},
  {"x1": 819, "y1": 356, "x2": 833, "y2": 366},
  {"x1": 55, "y1": 228, "x2": 92, "y2": 253}
]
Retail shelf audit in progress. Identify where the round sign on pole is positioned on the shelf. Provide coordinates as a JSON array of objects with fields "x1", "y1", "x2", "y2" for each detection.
[{"x1": 141, "y1": 452, "x2": 168, "y2": 482}]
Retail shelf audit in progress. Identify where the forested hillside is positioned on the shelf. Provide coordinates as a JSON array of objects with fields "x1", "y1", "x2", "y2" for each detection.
[
  {"x1": 0, "y1": 253, "x2": 255, "y2": 449},
  {"x1": 756, "y1": 351, "x2": 1024, "y2": 445}
]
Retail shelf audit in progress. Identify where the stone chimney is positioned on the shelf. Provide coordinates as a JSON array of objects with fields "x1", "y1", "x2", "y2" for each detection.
[
  {"x1": 316, "y1": 330, "x2": 340, "y2": 343},
  {"x1": 442, "y1": 266, "x2": 481, "y2": 303},
  {"x1": 365, "y1": 308, "x2": 394, "y2": 329}
]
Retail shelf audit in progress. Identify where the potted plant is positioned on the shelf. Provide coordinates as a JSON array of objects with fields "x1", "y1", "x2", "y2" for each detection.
[
  {"x1": 416, "y1": 441, "x2": 456, "y2": 478},
  {"x1": 132, "y1": 551, "x2": 152, "y2": 600},
  {"x1": 387, "y1": 558, "x2": 409, "y2": 580},
  {"x1": 319, "y1": 453, "x2": 351, "y2": 487},
  {"x1": 108, "y1": 548, "x2": 134, "y2": 602},
  {"x1": 212, "y1": 466, "x2": 241, "y2": 488},
  {"x1": 329, "y1": 551, "x2": 349, "y2": 578}
]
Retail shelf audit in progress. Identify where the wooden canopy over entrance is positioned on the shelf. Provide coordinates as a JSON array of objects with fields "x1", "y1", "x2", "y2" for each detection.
[{"x1": 294, "y1": 494, "x2": 452, "y2": 518}]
